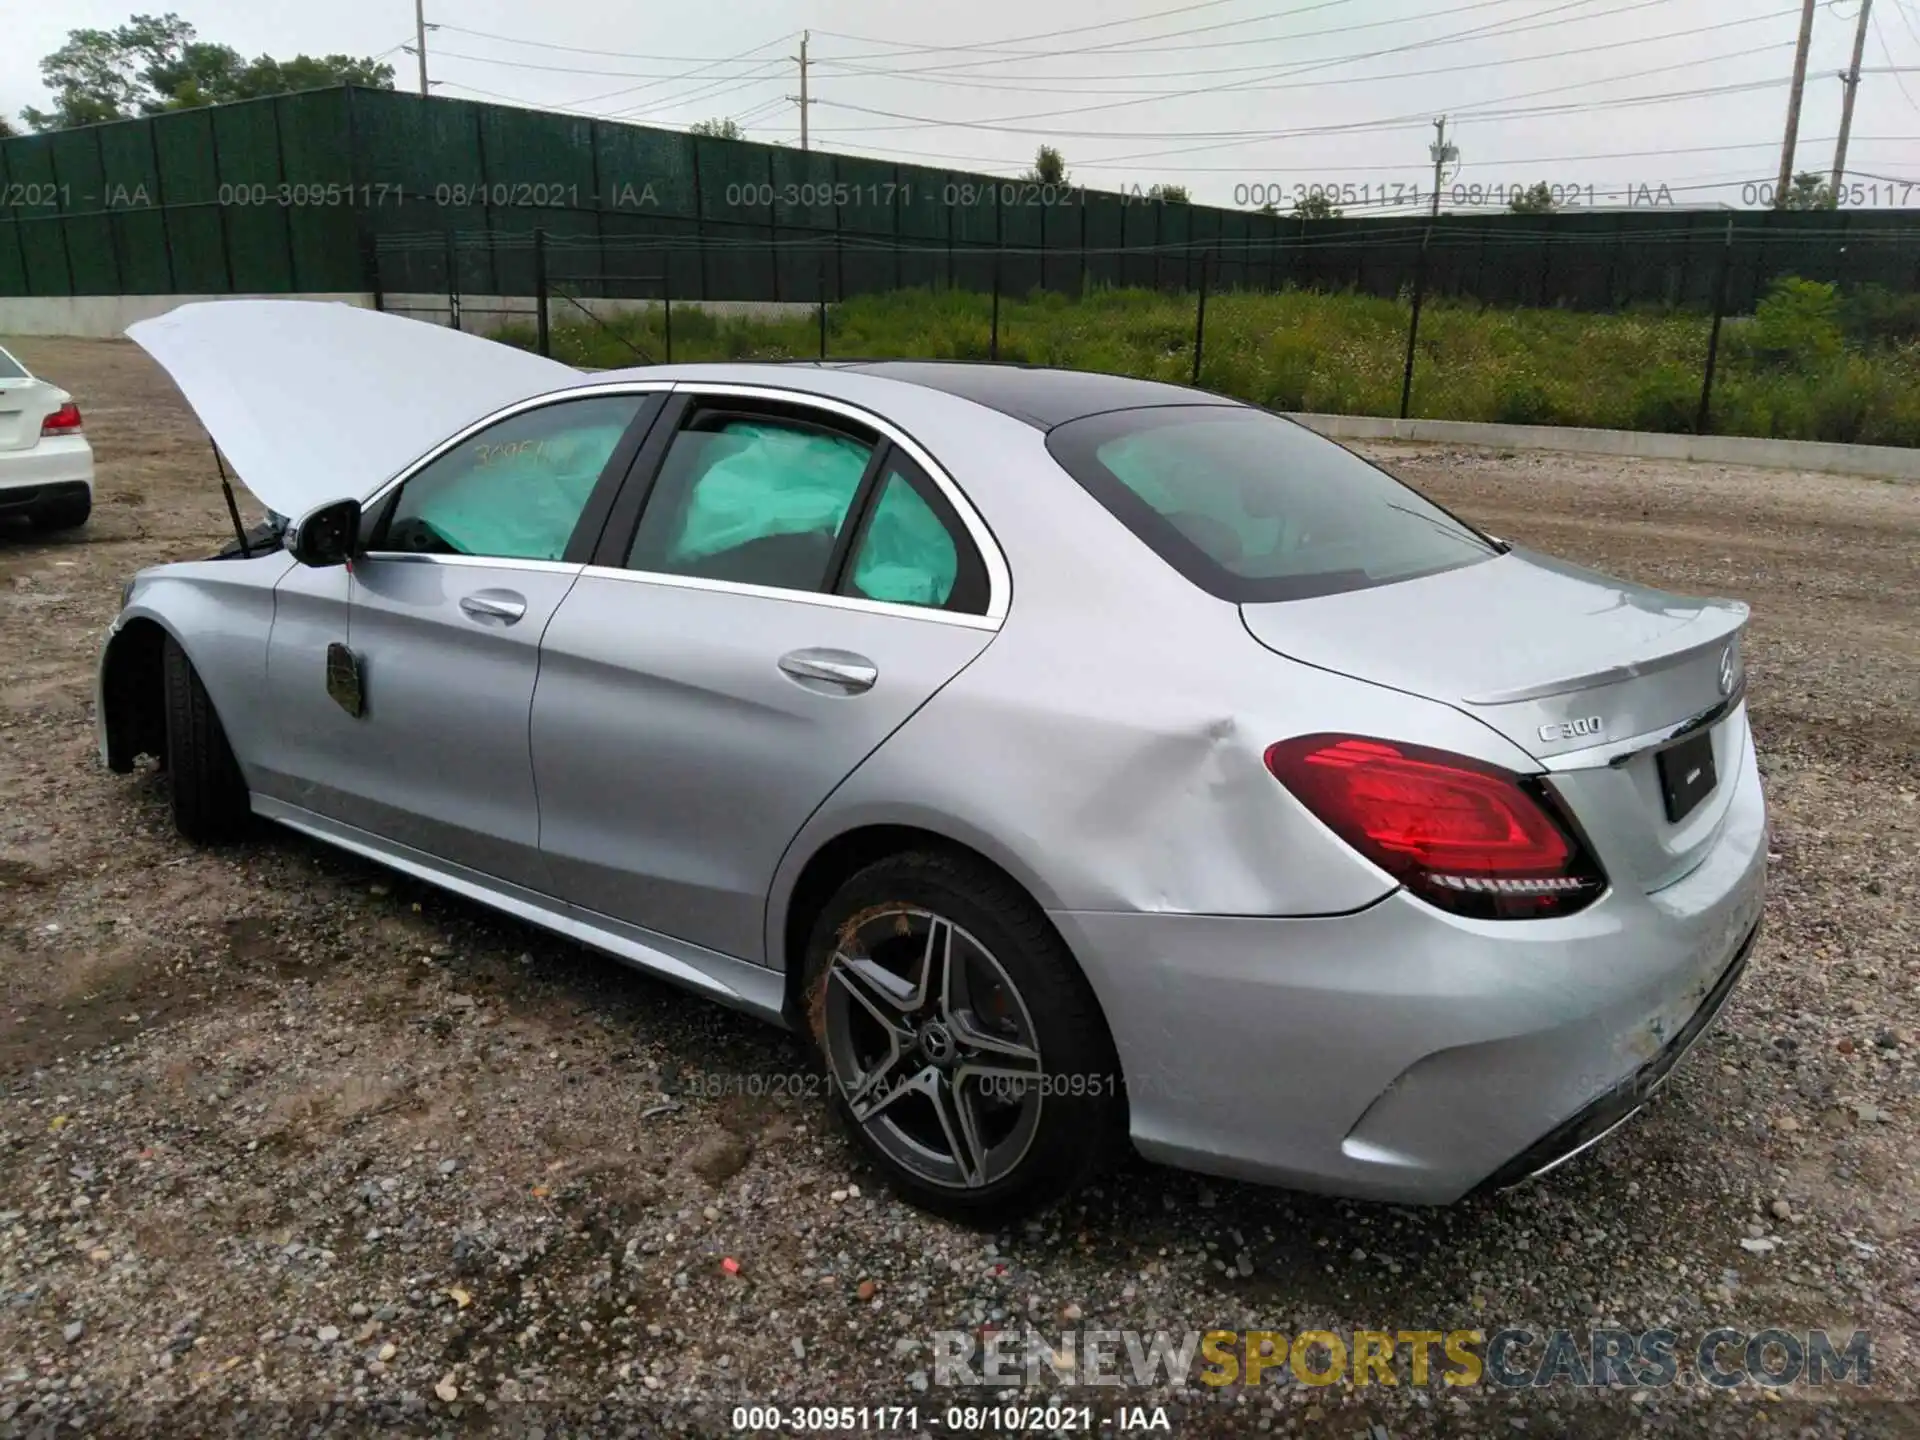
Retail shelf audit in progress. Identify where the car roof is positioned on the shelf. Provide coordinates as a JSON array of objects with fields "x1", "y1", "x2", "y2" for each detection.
[
  {"x1": 826, "y1": 361, "x2": 1242, "y2": 430},
  {"x1": 584, "y1": 360, "x2": 1248, "y2": 433}
]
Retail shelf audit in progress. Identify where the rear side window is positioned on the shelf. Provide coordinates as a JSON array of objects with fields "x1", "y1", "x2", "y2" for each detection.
[
  {"x1": 627, "y1": 416, "x2": 873, "y2": 592},
  {"x1": 0, "y1": 349, "x2": 27, "y2": 380},
  {"x1": 1047, "y1": 406, "x2": 1498, "y2": 602}
]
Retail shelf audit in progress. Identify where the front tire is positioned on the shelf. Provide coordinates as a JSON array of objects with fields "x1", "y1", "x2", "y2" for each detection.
[
  {"x1": 30, "y1": 490, "x2": 90, "y2": 532},
  {"x1": 800, "y1": 850, "x2": 1125, "y2": 1223},
  {"x1": 161, "y1": 637, "x2": 251, "y2": 843}
]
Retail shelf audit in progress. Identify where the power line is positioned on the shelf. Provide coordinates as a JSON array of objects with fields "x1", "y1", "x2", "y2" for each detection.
[
  {"x1": 429, "y1": 25, "x2": 797, "y2": 64},
  {"x1": 811, "y1": 39, "x2": 1792, "y2": 127},
  {"x1": 813, "y1": 7, "x2": 1799, "y2": 95},
  {"x1": 818, "y1": 0, "x2": 1620, "y2": 75},
  {"x1": 608, "y1": 67, "x2": 791, "y2": 120},
  {"x1": 808, "y1": 0, "x2": 1687, "y2": 131},
  {"x1": 411, "y1": 48, "x2": 784, "y2": 80},
  {"x1": 1872, "y1": 6, "x2": 1920, "y2": 107},
  {"x1": 811, "y1": 68, "x2": 1796, "y2": 144},
  {"x1": 816, "y1": 0, "x2": 1358, "y2": 62}
]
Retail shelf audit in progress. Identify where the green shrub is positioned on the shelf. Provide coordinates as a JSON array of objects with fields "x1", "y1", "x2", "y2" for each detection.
[
  {"x1": 1747, "y1": 276, "x2": 1844, "y2": 369},
  {"x1": 1491, "y1": 377, "x2": 1566, "y2": 426},
  {"x1": 1629, "y1": 365, "x2": 1700, "y2": 434},
  {"x1": 1838, "y1": 283, "x2": 1920, "y2": 347}
]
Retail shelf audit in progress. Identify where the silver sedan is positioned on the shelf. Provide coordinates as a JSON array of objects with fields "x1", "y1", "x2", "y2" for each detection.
[{"x1": 99, "y1": 302, "x2": 1766, "y2": 1220}]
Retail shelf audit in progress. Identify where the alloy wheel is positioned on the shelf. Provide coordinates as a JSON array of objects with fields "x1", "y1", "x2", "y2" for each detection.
[{"x1": 819, "y1": 906, "x2": 1045, "y2": 1190}]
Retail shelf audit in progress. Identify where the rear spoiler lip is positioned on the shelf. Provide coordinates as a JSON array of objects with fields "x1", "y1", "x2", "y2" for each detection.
[{"x1": 1459, "y1": 601, "x2": 1748, "y2": 707}]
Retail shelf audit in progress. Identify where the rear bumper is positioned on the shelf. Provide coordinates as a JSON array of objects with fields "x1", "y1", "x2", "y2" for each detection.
[
  {"x1": 1470, "y1": 913, "x2": 1759, "y2": 1193},
  {"x1": 1050, "y1": 729, "x2": 1767, "y2": 1204},
  {"x1": 0, "y1": 437, "x2": 94, "y2": 506}
]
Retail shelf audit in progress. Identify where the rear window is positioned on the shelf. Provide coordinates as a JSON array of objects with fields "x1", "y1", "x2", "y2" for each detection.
[
  {"x1": 0, "y1": 349, "x2": 27, "y2": 380},
  {"x1": 1046, "y1": 406, "x2": 1498, "y2": 602}
]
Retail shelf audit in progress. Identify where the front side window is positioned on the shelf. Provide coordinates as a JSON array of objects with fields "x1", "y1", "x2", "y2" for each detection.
[
  {"x1": 379, "y1": 395, "x2": 644, "y2": 561},
  {"x1": 627, "y1": 414, "x2": 874, "y2": 593},
  {"x1": 1047, "y1": 406, "x2": 1499, "y2": 602}
]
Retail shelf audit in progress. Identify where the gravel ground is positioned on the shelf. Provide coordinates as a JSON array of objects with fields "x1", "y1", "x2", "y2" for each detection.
[{"x1": 1, "y1": 337, "x2": 1916, "y2": 1439}]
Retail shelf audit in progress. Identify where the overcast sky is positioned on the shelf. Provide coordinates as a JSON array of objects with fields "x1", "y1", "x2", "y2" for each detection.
[{"x1": 6, "y1": 0, "x2": 1917, "y2": 210}]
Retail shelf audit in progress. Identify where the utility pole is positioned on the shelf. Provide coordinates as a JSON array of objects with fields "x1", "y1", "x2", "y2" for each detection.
[
  {"x1": 1831, "y1": 0, "x2": 1873, "y2": 197},
  {"x1": 1775, "y1": 0, "x2": 1818, "y2": 206},
  {"x1": 790, "y1": 30, "x2": 811, "y2": 150},
  {"x1": 1428, "y1": 116, "x2": 1456, "y2": 218},
  {"x1": 414, "y1": 0, "x2": 430, "y2": 96}
]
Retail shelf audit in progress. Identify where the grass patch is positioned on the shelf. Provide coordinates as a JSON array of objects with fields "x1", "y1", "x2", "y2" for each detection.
[{"x1": 494, "y1": 279, "x2": 1920, "y2": 448}]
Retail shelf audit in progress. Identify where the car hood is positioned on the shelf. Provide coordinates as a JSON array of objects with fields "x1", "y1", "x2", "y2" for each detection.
[{"x1": 126, "y1": 300, "x2": 579, "y2": 521}]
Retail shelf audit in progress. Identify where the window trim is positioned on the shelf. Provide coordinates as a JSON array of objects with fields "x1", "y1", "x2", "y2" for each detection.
[
  {"x1": 357, "y1": 381, "x2": 675, "y2": 561},
  {"x1": 584, "y1": 383, "x2": 1009, "y2": 626}
]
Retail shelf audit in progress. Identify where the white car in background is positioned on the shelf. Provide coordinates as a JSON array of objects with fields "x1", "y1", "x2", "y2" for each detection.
[{"x1": 0, "y1": 344, "x2": 93, "y2": 532}]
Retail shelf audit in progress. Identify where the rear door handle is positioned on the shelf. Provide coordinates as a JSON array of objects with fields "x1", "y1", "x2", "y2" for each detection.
[
  {"x1": 459, "y1": 589, "x2": 528, "y2": 626},
  {"x1": 778, "y1": 648, "x2": 878, "y2": 694}
]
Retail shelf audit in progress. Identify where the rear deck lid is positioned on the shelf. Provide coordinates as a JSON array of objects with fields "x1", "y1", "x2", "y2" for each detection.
[
  {"x1": 1239, "y1": 547, "x2": 1746, "y2": 764},
  {"x1": 0, "y1": 349, "x2": 45, "y2": 452},
  {"x1": 1242, "y1": 548, "x2": 1750, "y2": 892}
]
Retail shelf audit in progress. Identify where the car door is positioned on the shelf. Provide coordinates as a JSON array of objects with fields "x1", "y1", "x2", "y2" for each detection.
[
  {"x1": 531, "y1": 386, "x2": 1004, "y2": 964},
  {"x1": 258, "y1": 388, "x2": 664, "y2": 892}
]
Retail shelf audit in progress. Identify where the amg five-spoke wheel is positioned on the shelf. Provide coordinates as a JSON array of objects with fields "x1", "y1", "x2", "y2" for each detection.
[
  {"x1": 803, "y1": 850, "x2": 1124, "y2": 1221},
  {"x1": 822, "y1": 908, "x2": 1045, "y2": 1190}
]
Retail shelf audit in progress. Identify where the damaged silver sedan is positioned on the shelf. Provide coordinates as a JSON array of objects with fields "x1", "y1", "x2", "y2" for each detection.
[{"x1": 97, "y1": 301, "x2": 1766, "y2": 1220}]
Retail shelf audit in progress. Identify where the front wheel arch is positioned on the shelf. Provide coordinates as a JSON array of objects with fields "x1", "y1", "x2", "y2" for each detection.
[{"x1": 100, "y1": 617, "x2": 171, "y2": 772}]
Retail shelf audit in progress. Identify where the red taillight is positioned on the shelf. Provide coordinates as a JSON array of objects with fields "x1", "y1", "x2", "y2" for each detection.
[
  {"x1": 41, "y1": 402, "x2": 82, "y2": 435},
  {"x1": 1264, "y1": 734, "x2": 1605, "y2": 919}
]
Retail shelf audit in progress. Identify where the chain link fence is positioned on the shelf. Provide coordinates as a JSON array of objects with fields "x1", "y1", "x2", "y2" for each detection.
[{"x1": 369, "y1": 223, "x2": 1920, "y2": 448}]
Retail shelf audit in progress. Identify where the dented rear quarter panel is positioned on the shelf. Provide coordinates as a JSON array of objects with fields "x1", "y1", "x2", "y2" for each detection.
[{"x1": 766, "y1": 416, "x2": 1549, "y2": 937}]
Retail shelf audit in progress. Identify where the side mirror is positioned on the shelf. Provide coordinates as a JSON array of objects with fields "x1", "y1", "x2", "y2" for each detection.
[{"x1": 288, "y1": 498, "x2": 362, "y2": 568}]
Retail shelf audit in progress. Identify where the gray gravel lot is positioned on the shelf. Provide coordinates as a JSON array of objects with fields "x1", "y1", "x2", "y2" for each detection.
[{"x1": 1, "y1": 338, "x2": 1916, "y2": 1438}]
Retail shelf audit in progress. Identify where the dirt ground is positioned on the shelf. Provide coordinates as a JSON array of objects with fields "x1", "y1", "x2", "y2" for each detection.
[{"x1": 1, "y1": 336, "x2": 1916, "y2": 1439}]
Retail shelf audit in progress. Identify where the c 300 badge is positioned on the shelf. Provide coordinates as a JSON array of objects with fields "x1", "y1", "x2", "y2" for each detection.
[{"x1": 1538, "y1": 715, "x2": 1604, "y2": 743}]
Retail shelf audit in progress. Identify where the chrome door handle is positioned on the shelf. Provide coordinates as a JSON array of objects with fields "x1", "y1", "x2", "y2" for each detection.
[
  {"x1": 778, "y1": 648, "x2": 878, "y2": 694},
  {"x1": 459, "y1": 590, "x2": 527, "y2": 625}
]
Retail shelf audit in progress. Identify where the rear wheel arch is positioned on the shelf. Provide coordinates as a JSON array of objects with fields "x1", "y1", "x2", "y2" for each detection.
[{"x1": 776, "y1": 824, "x2": 1107, "y2": 1035}]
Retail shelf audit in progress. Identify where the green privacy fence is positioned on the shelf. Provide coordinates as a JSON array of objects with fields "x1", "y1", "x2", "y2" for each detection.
[{"x1": 3, "y1": 85, "x2": 1918, "y2": 308}]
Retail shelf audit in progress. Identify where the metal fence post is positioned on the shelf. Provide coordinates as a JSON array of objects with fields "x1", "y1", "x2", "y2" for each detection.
[
  {"x1": 664, "y1": 285, "x2": 673, "y2": 364},
  {"x1": 533, "y1": 227, "x2": 550, "y2": 357},
  {"x1": 990, "y1": 250, "x2": 1001, "y2": 361},
  {"x1": 444, "y1": 228, "x2": 461, "y2": 330},
  {"x1": 1191, "y1": 249, "x2": 1212, "y2": 387},
  {"x1": 817, "y1": 259, "x2": 828, "y2": 361},
  {"x1": 1696, "y1": 216, "x2": 1736, "y2": 435},
  {"x1": 362, "y1": 233, "x2": 385, "y2": 312},
  {"x1": 146, "y1": 116, "x2": 179, "y2": 294},
  {"x1": 1400, "y1": 224, "x2": 1434, "y2": 420}
]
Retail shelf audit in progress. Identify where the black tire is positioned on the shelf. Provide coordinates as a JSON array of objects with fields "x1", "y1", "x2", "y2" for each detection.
[
  {"x1": 799, "y1": 850, "x2": 1125, "y2": 1224},
  {"x1": 30, "y1": 491, "x2": 90, "y2": 532},
  {"x1": 161, "y1": 636, "x2": 251, "y2": 843}
]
